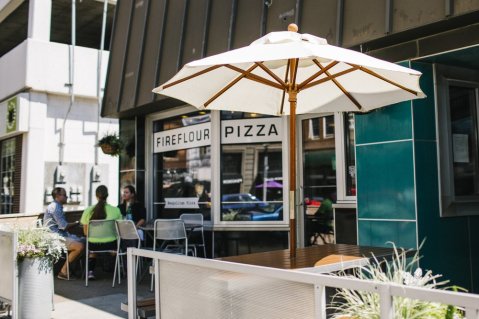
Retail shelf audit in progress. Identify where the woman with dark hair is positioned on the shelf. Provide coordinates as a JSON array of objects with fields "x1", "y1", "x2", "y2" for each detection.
[
  {"x1": 118, "y1": 185, "x2": 146, "y2": 228},
  {"x1": 80, "y1": 185, "x2": 122, "y2": 280}
]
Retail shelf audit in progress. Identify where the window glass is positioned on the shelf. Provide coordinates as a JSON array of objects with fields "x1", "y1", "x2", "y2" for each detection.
[
  {"x1": 436, "y1": 65, "x2": 479, "y2": 216},
  {"x1": 0, "y1": 138, "x2": 15, "y2": 214},
  {"x1": 120, "y1": 119, "x2": 136, "y2": 171},
  {"x1": 344, "y1": 114, "x2": 356, "y2": 196},
  {"x1": 449, "y1": 86, "x2": 479, "y2": 197},
  {"x1": 302, "y1": 115, "x2": 336, "y2": 244},
  {"x1": 153, "y1": 112, "x2": 211, "y2": 220},
  {"x1": 220, "y1": 112, "x2": 283, "y2": 222}
]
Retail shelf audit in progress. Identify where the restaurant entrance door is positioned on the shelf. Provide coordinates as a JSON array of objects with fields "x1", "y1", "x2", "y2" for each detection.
[{"x1": 299, "y1": 114, "x2": 337, "y2": 247}]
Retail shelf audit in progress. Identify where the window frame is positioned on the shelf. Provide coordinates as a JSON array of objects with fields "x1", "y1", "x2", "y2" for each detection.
[{"x1": 435, "y1": 64, "x2": 479, "y2": 216}]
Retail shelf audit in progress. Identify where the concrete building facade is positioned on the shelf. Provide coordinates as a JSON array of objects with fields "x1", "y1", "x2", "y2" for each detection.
[{"x1": 0, "y1": 0, "x2": 119, "y2": 217}]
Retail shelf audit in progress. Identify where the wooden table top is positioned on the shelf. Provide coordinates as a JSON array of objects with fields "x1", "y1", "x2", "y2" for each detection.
[{"x1": 219, "y1": 244, "x2": 398, "y2": 269}]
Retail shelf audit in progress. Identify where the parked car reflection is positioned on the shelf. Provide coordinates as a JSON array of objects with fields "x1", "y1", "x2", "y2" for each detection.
[
  {"x1": 235, "y1": 205, "x2": 283, "y2": 221},
  {"x1": 221, "y1": 193, "x2": 283, "y2": 221}
]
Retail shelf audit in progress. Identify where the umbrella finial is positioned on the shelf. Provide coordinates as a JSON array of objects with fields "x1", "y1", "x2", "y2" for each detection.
[{"x1": 288, "y1": 23, "x2": 298, "y2": 33}]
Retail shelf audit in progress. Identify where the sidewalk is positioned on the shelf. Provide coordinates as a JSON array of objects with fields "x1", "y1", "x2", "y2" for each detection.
[{"x1": 52, "y1": 267, "x2": 153, "y2": 319}]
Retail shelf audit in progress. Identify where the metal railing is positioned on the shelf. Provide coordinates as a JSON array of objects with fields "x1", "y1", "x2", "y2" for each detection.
[{"x1": 127, "y1": 248, "x2": 479, "y2": 319}]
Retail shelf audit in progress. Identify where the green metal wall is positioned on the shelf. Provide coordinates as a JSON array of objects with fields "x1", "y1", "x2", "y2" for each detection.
[{"x1": 356, "y1": 60, "x2": 479, "y2": 293}]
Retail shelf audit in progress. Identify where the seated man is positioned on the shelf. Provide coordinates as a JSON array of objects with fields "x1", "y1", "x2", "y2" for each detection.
[{"x1": 44, "y1": 187, "x2": 85, "y2": 280}]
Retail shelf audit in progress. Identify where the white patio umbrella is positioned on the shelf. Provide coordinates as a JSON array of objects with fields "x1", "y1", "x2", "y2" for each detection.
[{"x1": 153, "y1": 24, "x2": 425, "y2": 257}]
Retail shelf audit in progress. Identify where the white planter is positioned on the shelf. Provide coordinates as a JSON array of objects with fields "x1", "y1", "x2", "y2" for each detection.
[{"x1": 18, "y1": 258, "x2": 53, "y2": 319}]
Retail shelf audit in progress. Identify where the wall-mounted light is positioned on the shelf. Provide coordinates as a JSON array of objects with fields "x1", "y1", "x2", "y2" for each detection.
[
  {"x1": 55, "y1": 166, "x2": 67, "y2": 184},
  {"x1": 91, "y1": 165, "x2": 101, "y2": 182}
]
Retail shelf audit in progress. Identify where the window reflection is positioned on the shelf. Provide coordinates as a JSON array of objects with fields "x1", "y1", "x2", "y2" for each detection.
[
  {"x1": 153, "y1": 112, "x2": 212, "y2": 220},
  {"x1": 220, "y1": 112, "x2": 283, "y2": 222},
  {"x1": 344, "y1": 114, "x2": 356, "y2": 196},
  {"x1": 302, "y1": 115, "x2": 336, "y2": 245},
  {"x1": 449, "y1": 86, "x2": 479, "y2": 197}
]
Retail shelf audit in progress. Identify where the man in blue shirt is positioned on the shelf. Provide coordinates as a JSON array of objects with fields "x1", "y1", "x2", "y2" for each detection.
[{"x1": 44, "y1": 187, "x2": 84, "y2": 280}]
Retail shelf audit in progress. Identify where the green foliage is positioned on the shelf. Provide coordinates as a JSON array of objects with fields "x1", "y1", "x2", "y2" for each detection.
[
  {"x1": 17, "y1": 227, "x2": 67, "y2": 269},
  {"x1": 329, "y1": 242, "x2": 465, "y2": 319},
  {"x1": 97, "y1": 132, "x2": 124, "y2": 156}
]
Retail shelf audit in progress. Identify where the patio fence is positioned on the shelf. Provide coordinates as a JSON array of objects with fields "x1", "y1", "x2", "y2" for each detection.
[
  {"x1": 0, "y1": 229, "x2": 18, "y2": 319},
  {"x1": 127, "y1": 248, "x2": 479, "y2": 319}
]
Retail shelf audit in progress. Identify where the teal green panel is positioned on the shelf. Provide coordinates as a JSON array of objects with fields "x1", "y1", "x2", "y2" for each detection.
[
  {"x1": 469, "y1": 216, "x2": 479, "y2": 293},
  {"x1": 358, "y1": 220, "x2": 416, "y2": 249},
  {"x1": 415, "y1": 140, "x2": 476, "y2": 292},
  {"x1": 356, "y1": 101, "x2": 413, "y2": 144},
  {"x1": 419, "y1": 216, "x2": 471, "y2": 292},
  {"x1": 414, "y1": 141, "x2": 439, "y2": 223},
  {"x1": 357, "y1": 141, "x2": 415, "y2": 219},
  {"x1": 411, "y1": 62, "x2": 436, "y2": 141}
]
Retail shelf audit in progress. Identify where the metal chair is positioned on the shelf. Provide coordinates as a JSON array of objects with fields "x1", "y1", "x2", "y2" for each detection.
[
  {"x1": 180, "y1": 213, "x2": 207, "y2": 258},
  {"x1": 152, "y1": 219, "x2": 192, "y2": 255},
  {"x1": 112, "y1": 220, "x2": 141, "y2": 287},
  {"x1": 150, "y1": 219, "x2": 193, "y2": 290},
  {"x1": 85, "y1": 219, "x2": 117, "y2": 286}
]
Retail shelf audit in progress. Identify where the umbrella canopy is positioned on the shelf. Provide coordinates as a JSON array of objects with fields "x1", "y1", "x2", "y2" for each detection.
[
  {"x1": 256, "y1": 180, "x2": 284, "y2": 189},
  {"x1": 153, "y1": 24, "x2": 425, "y2": 257}
]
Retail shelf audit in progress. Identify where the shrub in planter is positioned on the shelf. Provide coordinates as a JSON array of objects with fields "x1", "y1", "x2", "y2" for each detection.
[{"x1": 329, "y1": 242, "x2": 465, "y2": 319}]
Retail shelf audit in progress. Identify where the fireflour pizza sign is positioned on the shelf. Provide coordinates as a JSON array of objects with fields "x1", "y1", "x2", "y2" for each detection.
[
  {"x1": 154, "y1": 122, "x2": 211, "y2": 153},
  {"x1": 153, "y1": 118, "x2": 282, "y2": 153},
  {"x1": 221, "y1": 118, "x2": 282, "y2": 144}
]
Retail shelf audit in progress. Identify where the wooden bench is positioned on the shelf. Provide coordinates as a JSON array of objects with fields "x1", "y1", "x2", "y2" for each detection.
[{"x1": 120, "y1": 297, "x2": 156, "y2": 319}]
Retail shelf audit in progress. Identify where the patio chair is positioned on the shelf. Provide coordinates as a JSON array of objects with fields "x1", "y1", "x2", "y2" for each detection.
[
  {"x1": 180, "y1": 213, "x2": 207, "y2": 258},
  {"x1": 112, "y1": 220, "x2": 141, "y2": 287},
  {"x1": 150, "y1": 219, "x2": 194, "y2": 290},
  {"x1": 85, "y1": 219, "x2": 117, "y2": 286}
]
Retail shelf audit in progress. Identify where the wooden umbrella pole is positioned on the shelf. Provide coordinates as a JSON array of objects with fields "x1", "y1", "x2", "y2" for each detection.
[
  {"x1": 287, "y1": 23, "x2": 299, "y2": 259},
  {"x1": 289, "y1": 90, "x2": 297, "y2": 258}
]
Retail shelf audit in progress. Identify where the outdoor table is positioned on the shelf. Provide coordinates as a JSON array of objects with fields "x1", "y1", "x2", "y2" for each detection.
[{"x1": 218, "y1": 243, "x2": 401, "y2": 269}]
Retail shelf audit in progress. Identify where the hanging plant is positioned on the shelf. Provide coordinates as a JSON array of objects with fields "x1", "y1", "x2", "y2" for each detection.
[{"x1": 97, "y1": 133, "x2": 124, "y2": 156}]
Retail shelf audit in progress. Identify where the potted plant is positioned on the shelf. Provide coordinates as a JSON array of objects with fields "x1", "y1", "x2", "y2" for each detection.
[
  {"x1": 17, "y1": 226, "x2": 66, "y2": 319},
  {"x1": 97, "y1": 132, "x2": 124, "y2": 156},
  {"x1": 329, "y1": 242, "x2": 465, "y2": 319}
]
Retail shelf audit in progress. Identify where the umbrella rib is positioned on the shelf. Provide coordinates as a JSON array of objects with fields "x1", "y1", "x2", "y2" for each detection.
[
  {"x1": 349, "y1": 63, "x2": 420, "y2": 96},
  {"x1": 302, "y1": 66, "x2": 359, "y2": 90},
  {"x1": 297, "y1": 60, "x2": 339, "y2": 90},
  {"x1": 280, "y1": 60, "x2": 290, "y2": 115},
  {"x1": 204, "y1": 64, "x2": 260, "y2": 107},
  {"x1": 225, "y1": 64, "x2": 284, "y2": 90},
  {"x1": 162, "y1": 64, "x2": 224, "y2": 89},
  {"x1": 255, "y1": 62, "x2": 287, "y2": 87},
  {"x1": 314, "y1": 60, "x2": 363, "y2": 110}
]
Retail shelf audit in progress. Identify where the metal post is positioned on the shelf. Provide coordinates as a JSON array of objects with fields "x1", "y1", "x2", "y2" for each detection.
[
  {"x1": 127, "y1": 249, "x2": 137, "y2": 319},
  {"x1": 314, "y1": 284, "x2": 326, "y2": 319},
  {"x1": 378, "y1": 284, "x2": 393, "y2": 318}
]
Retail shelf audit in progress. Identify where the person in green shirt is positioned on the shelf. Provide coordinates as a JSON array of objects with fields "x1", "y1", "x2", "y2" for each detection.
[{"x1": 80, "y1": 185, "x2": 122, "y2": 280}]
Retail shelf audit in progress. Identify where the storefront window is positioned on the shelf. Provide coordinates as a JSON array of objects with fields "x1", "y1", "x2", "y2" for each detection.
[
  {"x1": 0, "y1": 138, "x2": 15, "y2": 214},
  {"x1": 152, "y1": 112, "x2": 211, "y2": 220},
  {"x1": 302, "y1": 115, "x2": 336, "y2": 244},
  {"x1": 344, "y1": 113, "x2": 356, "y2": 196},
  {"x1": 436, "y1": 65, "x2": 479, "y2": 216},
  {"x1": 449, "y1": 86, "x2": 479, "y2": 197},
  {"x1": 220, "y1": 112, "x2": 283, "y2": 222},
  {"x1": 120, "y1": 119, "x2": 136, "y2": 189}
]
